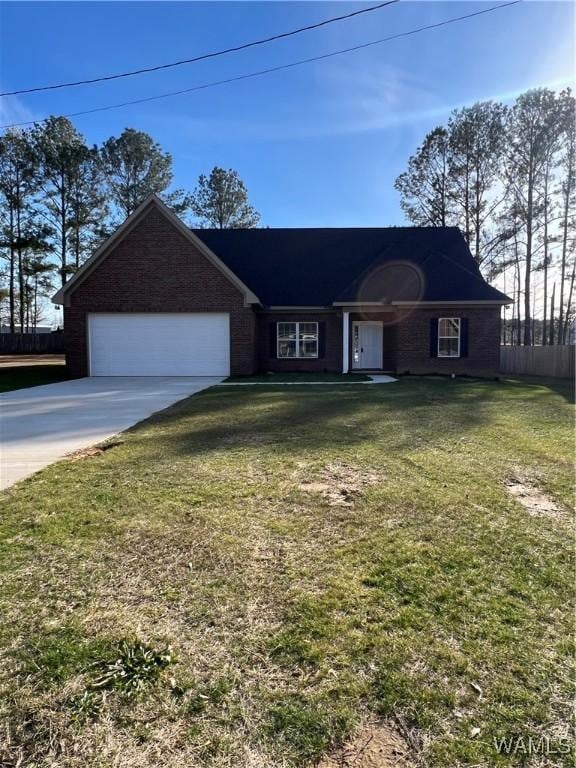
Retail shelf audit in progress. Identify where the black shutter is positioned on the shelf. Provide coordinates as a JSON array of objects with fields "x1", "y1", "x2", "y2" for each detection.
[
  {"x1": 270, "y1": 322, "x2": 277, "y2": 359},
  {"x1": 318, "y1": 322, "x2": 326, "y2": 358},
  {"x1": 460, "y1": 318, "x2": 469, "y2": 357},
  {"x1": 430, "y1": 318, "x2": 438, "y2": 357}
]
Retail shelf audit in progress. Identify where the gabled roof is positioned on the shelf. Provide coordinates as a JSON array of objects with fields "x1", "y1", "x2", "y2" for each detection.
[
  {"x1": 53, "y1": 196, "x2": 510, "y2": 308},
  {"x1": 52, "y1": 195, "x2": 260, "y2": 306},
  {"x1": 193, "y1": 226, "x2": 511, "y2": 306}
]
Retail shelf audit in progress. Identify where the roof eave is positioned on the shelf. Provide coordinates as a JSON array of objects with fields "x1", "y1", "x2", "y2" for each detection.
[
  {"x1": 391, "y1": 298, "x2": 513, "y2": 306},
  {"x1": 333, "y1": 298, "x2": 513, "y2": 306}
]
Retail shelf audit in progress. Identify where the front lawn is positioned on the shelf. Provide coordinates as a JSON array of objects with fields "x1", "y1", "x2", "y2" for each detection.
[
  {"x1": 0, "y1": 363, "x2": 68, "y2": 392},
  {"x1": 0, "y1": 377, "x2": 573, "y2": 767}
]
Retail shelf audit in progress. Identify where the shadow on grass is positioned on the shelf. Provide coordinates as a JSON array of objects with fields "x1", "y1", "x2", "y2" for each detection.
[
  {"x1": 500, "y1": 375, "x2": 575, "y2": 404},
  {"x1": 0, "y1": 365, "x2": 69, "y2": 393},
  {"x1": 121, "y1": 376, "x2": 536, "y2": 461}
]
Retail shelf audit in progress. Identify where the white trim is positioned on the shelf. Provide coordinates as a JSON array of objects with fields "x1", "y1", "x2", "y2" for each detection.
[
  {"x1": 342, "y1": 311, "x2": 349, "y2": 374},
  {"x1": 335, "y1": 300, "x2": 509, "y2": 307},
  {"x1": 276, "y1": 321, "x2": 319, "y2": 359},
  {"x1": 52, "y1": 194, "x2": 260, "y2": 307},
  {"x1": 267, "y1": 306, "x2": 327, "y2": 311},
  {"x1": 333, "y1": 302, "x2": 390, "y2": 307},
  {"x1": 392, "y1": 300, "x2": 509, "y2": 306},
  {"x1": 437, "y1": 317, "x2": 461, "y2": 358}
]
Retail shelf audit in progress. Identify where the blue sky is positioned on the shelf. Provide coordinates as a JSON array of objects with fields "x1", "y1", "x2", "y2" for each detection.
[{"x1": 0, "y1": 1, "x2": 574, "y2": 228}]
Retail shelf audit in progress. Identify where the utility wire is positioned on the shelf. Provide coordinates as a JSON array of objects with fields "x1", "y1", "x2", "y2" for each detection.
[
  {"x1": 0, "y1": 1, "x2": 399, "y2": 97},
  {"x1": 1, "y1": 1, "x2": 521, "y2": 130}
]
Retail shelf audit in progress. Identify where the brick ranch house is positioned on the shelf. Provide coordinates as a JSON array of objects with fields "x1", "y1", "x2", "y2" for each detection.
[{"x1": 53, "y1": 195, "x2": 511, "y2": 378}]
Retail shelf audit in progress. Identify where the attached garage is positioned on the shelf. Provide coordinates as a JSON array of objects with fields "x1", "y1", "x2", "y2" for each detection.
[{"x1": 88, "y1": 313, "x2": 230, "y2": 376}]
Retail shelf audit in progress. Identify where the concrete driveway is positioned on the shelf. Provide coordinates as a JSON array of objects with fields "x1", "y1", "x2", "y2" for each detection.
[{"x1": 0, "y1": 377, "x2": 222, "y2": 490}]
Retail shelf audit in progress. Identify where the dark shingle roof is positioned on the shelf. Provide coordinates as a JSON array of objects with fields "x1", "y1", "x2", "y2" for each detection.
[{"x1": 192, "y1": 226, "x2": 510, "y2": 306}]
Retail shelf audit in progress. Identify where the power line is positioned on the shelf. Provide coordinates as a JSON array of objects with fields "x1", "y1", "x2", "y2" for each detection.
[
  {"x1": 0, "y1": 1, "x2": 399, "y2": 97},
  {"x1": 1, "y1": 1, "x2": 522, "y2": 130}
]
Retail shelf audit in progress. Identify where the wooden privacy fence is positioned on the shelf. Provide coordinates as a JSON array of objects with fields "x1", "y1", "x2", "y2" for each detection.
[
  {"x1": 0, "y1": 333, "x2": 65, "y2": 355},
  {"x1": 500, "y1": 345, "x2": 575, "y2": 378}
]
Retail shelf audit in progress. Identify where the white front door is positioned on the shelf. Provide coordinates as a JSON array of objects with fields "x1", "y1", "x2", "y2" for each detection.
[
  {"x1": 88, "y1": 313, "x2": 230, "y2": 376},
  {"x1": 352, "y1": 321, "x2": 383, "y2": 369}
]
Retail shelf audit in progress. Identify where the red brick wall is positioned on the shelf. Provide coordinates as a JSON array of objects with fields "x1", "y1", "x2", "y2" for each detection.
[
  {"x1": 64, "y1": 206, "x2": 257, "y2": 377},
  {"x1": 257, "y1": 311, "x2": 342, "y2": 372},
  {"x1": 396, "y1": 306, "x2": 501, "y2": 376},
  {"x1": 257, "y1": 307, "x2": 500, "y2": 376}
]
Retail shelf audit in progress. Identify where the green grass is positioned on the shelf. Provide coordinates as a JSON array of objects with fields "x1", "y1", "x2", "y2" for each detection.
[
  {"x1": 224, "y1": 372, "x2": 371, "y2": 382},
  {"x1": 0, "y1": 376, "x2": 573, "y2": 767},
  {"x1": 0, "y1": 363, "x2": 69, "y2": 392}
]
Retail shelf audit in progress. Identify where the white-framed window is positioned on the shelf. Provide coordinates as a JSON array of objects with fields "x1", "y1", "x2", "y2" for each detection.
[
  {"x1": 277, "y1": 322, "x2": 319, "y2": 358},
  {"x1": 438, "y1": 317, "x2": 461, "y2": 358}
]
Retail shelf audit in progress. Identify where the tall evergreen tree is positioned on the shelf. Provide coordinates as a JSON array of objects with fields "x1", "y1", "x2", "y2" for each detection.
[
  {"x1": 448, "y1": 102, "x2": 506, "y2": 265},
  {"x1": 69, "y1": 145, "x2": 108, "y2": 271},
  {"x1": 394, "y1": 127, "x2": 453, "y2": 227},
  {"x1": 190, "y1": 167, "x2": 260, "y2": 229},
  {"x1": 503, "y1": 89, "x2": 562, "y2": 344},
  {"x1": 33, "y1": 116, "x2": 92, "y2": 287},
  {"x1": 22, "y1": 254, "x2": 55, "y2": 330},
  {"x1": 100, "y1": 128, "x2": 173, "y2": 219},
  {"x1": 0, "y1": 128, "x2": 42, "y2": 330},
  {"x1": 556, "y1": 89, "x2": 576, "y2": 344}
]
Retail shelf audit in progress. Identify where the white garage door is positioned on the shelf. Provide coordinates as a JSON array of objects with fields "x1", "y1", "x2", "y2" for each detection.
[{"x1": 88, "y1": 313, "x2": 230, "y2": 376}]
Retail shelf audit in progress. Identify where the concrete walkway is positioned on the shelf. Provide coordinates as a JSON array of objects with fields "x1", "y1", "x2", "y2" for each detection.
[
  {"x1": 0, "y1": 377, "x2": 221, "y2": 490},
  {"x1": 218, "y1": 375, "x2": 397, "y2": 386}
]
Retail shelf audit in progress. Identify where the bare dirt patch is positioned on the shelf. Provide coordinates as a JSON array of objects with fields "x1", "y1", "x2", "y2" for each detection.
[
  {"x1": 319, "y1": 718, "x2": 414, "y2": 768},
  {"x1": 298, "y1": 462, "x2": 379, "y2": 506},
  {"x1": 505, "y1": 477, "x2": 566, "y2": 520},
  {"x1": 66, "y1": 442, "x2": 123, "y2": 461}
]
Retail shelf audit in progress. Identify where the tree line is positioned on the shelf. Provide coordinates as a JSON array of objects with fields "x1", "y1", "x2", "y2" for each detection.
[
  {"x1": 0, "y1": 117, "x2": 260, "y2": 331},
  {"x1": 2, "y1": 88, "x2": 574, "y2": 343},
  {"x1": 395, "y1": 87, "x2": 575, "y2": 346}
]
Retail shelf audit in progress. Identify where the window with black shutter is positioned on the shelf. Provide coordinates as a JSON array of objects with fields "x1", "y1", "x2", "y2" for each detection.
[{"x1": 437, "y1": 317, "x2": 461, "y2": 358}]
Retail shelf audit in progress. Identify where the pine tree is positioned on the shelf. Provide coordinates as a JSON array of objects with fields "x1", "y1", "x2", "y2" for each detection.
[
  {"x1": 556, "y1": 90, "x2": 576, "y2": 344},
  {"x1": 100, "y1": 128, "x2": 173, "y2": 219},
  {"x1": 33, "y1": 117, "x2": 92, "y2": 287},
  {"x1": 190, "y1": 167, "x2": 260, "y2": 229},
  {"x1": 502, "y1": 89, "x2": 561, "y2": 344},
  {"x1": 394, "y1": 127, "x2": 454, "y2": 227},
  {"x1": 448, "y1": 102, "x2": 506, "y2": 265},
  {"x1": 0, "y1": 128, "x2": 42, "y2": 330}
]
